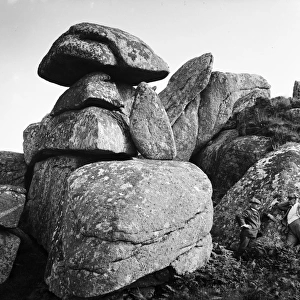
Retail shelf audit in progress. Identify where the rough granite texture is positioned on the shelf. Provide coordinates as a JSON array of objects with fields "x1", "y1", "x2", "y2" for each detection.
[
  {"x1": 213, "y1": 143, "x2": 300, "y2": 249},
  {"x1": 196, "y1": 134, "x2": 272, "y2": 204},
  {"x1": 50, "y1": 72, "x2": 135, "y2": 117},
  {"x1": 195, "y1": 72, "x2": 271, "y2": 154},
  {"x1": 0, "y1": 185, "x2": 26, "y2": 228},
  {"x1": 38, "y1": 22, "x2": 170, "y2": 86},
  {"x1": 0, "y1": 152, "x2": 27, "y2": 188},
  {"x1": 130, "y1": 82, "x2": 176, "y2": 159},
  {"x1": 23, "y1": 107, "x2": 136, "y2": 165},
  {"x1": 159, "y1": 53, "x2": 213, "y2": 125},
  {"x1": 171, "y1": 96, "x2": 200, "y2": 161},
  {"x1": 46, "y1": 159, "x2": 213, "y2": 298},
  {"x1": 0, "y1": 231, "x2": 20, "y2": 284}
]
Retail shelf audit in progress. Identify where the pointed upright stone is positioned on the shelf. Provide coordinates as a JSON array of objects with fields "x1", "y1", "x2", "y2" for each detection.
[{"x1": 130, "y1": 82, "x2": 176, "y2": 159}]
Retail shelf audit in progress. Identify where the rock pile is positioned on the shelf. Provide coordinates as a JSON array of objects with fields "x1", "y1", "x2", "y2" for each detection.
[
  {"x1": 22, "y1": 23, "x2": 213, "y2": 299},
  {"x1": 5, "y1": 21, "x2": 299, "y2": 300}
]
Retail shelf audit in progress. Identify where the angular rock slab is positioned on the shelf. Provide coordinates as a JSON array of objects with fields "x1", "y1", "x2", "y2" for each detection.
[
  {"x1": 130, "y1": 82, "x2": 176, "y2": 159},
  {"x1": 0, "y1": 231, "x2": 20, "y2": 284},
  {"x1": 23, "y1": 107, "x2": 137, "y2": 165},
  {"x1": 213, "y1": 142, "x2": 300, "y2": 249},
  {"x1": 38, "y1": 22, "x2": 170, "y2": 86},
  {"x1": 51, "y1": 72, "x2": 135, "y2": 117},
  {"x1": 0, "y1": 152, "x2": 27, "y2": 188},
  {"x1": 159, "y1": 53, "x2": 213, "y2": 125},
  {"x1": 0, "y1": 185, "x2": 26, "y2": 228},
  {"x1": 48, "y1": 159, "x2": 213, "y2": 298},
  {"x1": 195, "y1": 72, "x2": 270, "y2": 154},
  {"x1": 171, "y1": 95, "x2": 200, "y2": 161}
]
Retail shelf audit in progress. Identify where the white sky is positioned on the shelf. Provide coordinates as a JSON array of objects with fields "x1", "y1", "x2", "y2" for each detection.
[{"x1": 1, "y1": 0, "x2": 300, "y2": 153}]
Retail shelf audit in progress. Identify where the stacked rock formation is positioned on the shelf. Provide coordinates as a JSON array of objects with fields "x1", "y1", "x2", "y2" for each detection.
[
  {"x1": 22, "y1": 23, "x2": 214, "y2": 299},
  {"x1": 0, "y1": 152, "x2": 27, "y2": 283}
]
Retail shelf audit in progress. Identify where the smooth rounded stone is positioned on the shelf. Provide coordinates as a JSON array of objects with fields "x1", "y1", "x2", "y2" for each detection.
[
  {"x1": 130, "y1": 82, "x2": 176, "y2": 159},
  {"x1": 48, "y1": 159, "x2": 213, "y2": 298},
  {"x1": 23, "y1": 107, "x2": 137, "y2": 165},
  {"x1": 50, "y1": 72, "x2": 135, "y2": 117},
  {"x1": 38, "y1": 22, "x2": 170, "y2": 86},
  {"x1": 213, "y1": 142, "x2": 300, "y2": 249},
  {"x1": 0, "y1": 152, "x2": 27, "y2": 188},
  {"x1": 195, "y1": 71, "x2": 271, "y2": 154},
  {"x1": 0, "y1": 230, "x2": 20, "y2": 284},
  {"x1": 0, "y1": 185, "x2": 26, "y2": 228},
  {"x1": 159, "y1": 53, "x2": 213, "y2": 125}
]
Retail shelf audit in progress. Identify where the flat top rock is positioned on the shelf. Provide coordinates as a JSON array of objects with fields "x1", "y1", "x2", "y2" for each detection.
[{"x1": 38, "y1": 22, "x2": 170, "y2": 86}]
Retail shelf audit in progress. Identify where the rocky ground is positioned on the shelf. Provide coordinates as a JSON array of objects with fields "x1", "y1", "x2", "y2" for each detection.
[{"x1": 1, "y1": 241, "x2": 300, "y2": 300}]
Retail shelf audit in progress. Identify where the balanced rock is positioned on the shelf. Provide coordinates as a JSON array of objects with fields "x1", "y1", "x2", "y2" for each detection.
[
  {"x1": 195, "y1": 72, "x2": 270, "y2": 154},
  {"x1": 44, "y1": 159, "x2": 212, "y2": 298},
  {"x1": 50, "y1": 72, "x2": 135, "y2": 117},
  {"x1": 130, "y1": 82, "x2": 176, "y2": 159},
  {"x1": 0, "y1": 152, "x2": 27, "y2": 188},
  {"x1": 38, "y1": 22, "x2": 170, "y2": 86},
  {"x1": 0, "y1": 185, "x2": 26, "y2": 228},
  {"x1": 23, "y1": 107, "x2": 136, "y2": 165},
  {"x1": 0, "y1": 231, "x2": 20, "y2": 284},
  {"x1": 213, "y1": 142, "x2": 300, "y2": 249},
  {"x1": 159, "y1": 53, "x2": 213, "y2": 125}
]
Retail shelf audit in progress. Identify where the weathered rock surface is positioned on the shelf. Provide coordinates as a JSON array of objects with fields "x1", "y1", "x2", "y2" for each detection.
[
  {"x1": 24, "y1": 155, "x2": 100, "y2": 252},
  {"x1": 171, "y1": 96, "x2": 200, "y2": 161},
  {"x1": 293, "y1": 80, "x2": 300, "y2": 99},
  {"x1": 213, "y1": 142, "x2": 300, "y2": 249},
  {"x1": 130, "y1": 82, "x2": 176, "y2": 159},
  {"x1": 159, "y1": 53, "x2": 213, "y2": 125},
  {"x1": 196, "y1": 134, "x2": 272, "y2": 204},
  {"x1": 46, "y1": 159, "x2": 212, "y2": 298},
  {"x1": 0, "y1": 185, "x2": 26, "y2": 228},
  {"x1": 195, "y1": 72, "x2": 270, "y2": 154},
  {"x1": 23, "y1": 107, "x2": 136, "y2": 165},
  {"x1": 51, "y1": 72, "x2": 135, "y2": 117},
  {"x1": 0, "y1": 152, "x2": 27, "y2": 187},
  {"x1": 0, "y1": 230, "x2": 20, "y2": 284},
  {"x1": 38, "y1": 22, "x2": 169, "y2": 86}
]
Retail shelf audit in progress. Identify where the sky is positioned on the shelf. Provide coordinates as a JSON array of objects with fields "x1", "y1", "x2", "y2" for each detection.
[{"x1": 1, "y1": 0, "x2": 300, "y2": 153}]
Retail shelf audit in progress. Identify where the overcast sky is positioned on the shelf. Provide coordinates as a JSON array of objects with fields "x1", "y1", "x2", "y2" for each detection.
[{"x1": 1, "y1": 0, "x2": 300, "y2": 153}]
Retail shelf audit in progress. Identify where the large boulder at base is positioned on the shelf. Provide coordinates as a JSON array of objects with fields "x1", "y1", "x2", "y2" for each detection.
[
  {"x1": 0, "y1": 152, "x2": 27, "y2": 188},
  {"x1": 23, "y1": 107, "x2": 136, "y2": 165},
  {"x1": 213, "y1": 142, "x2": 300, "y2": 249},
  {"x1": 0, "y1": 185, "x2": 26, "y2": 228},
  {"x1": 50, "y1": 72, "x2": 135, "y2": 117},
  {"x1": 47, "y1": 159, "x2": 213, "y2": 298},
  {"x1": 24, "y1": 155, "x2": 101, "y2": 251},
  {"x1": 196, "y1": 134, "x2": 272, "y2": 204},
  {"x1": 293, "y1": 80, "x2": 300, "y2": 99},
  {"x1": 130, "y1": 82, "x2": 176, "y2": 159},
  {"x1": 0, "y1": 231, "x2": 20, "y2": 284},
  {"x1": 38, "y1": 22, "x2": 170, "y2": 86},
  {"x1": 195, "y1": 72, "x2": 270, "y2": 154},
  {"x1": 159, "y1": 53, "x2": 213, "y2": 125}
]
